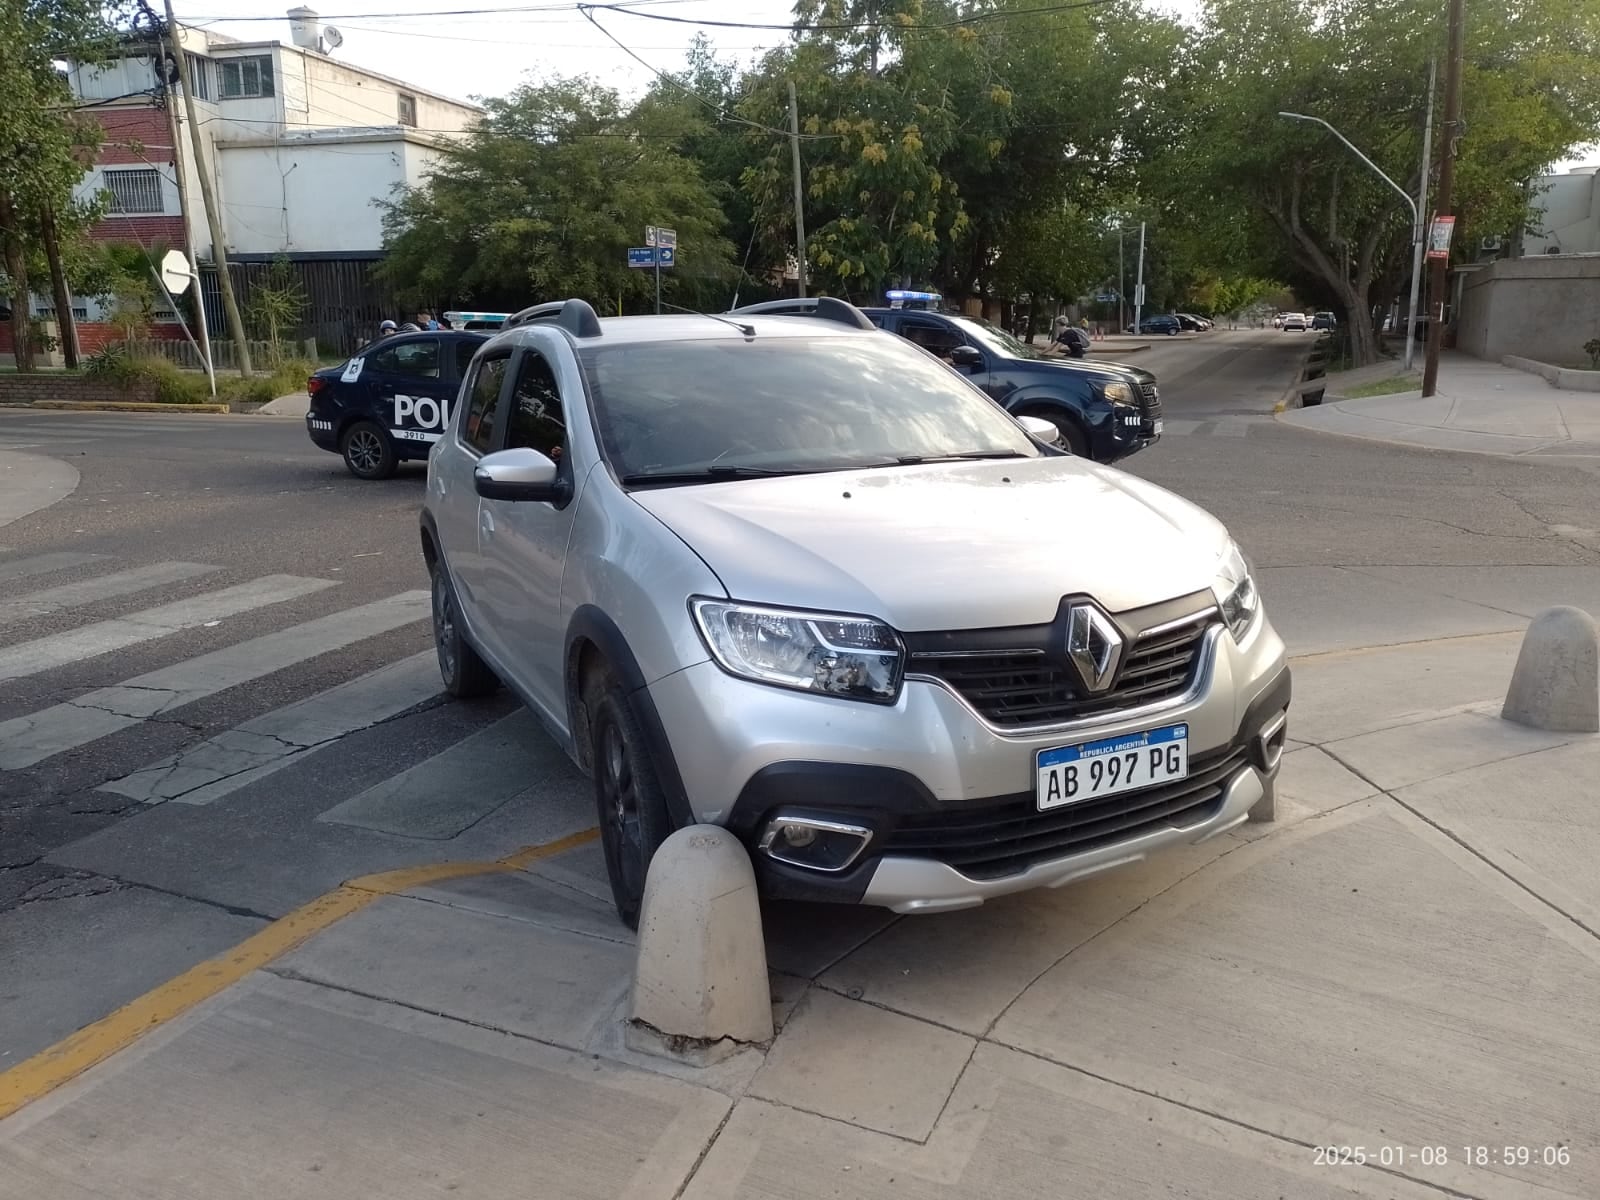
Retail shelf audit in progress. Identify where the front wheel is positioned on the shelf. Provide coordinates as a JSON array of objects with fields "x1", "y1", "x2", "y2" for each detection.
[
  {"x1": 430, "y1": 563, "x2": 498, "y2": 698},
  {"x1": 1166, "y1": 326, "x2": 1179, "y2": 336},
  {"x1": 1016, "y1": 407, "x2": 1089, "y2": 458},
  {"x1": 586, "y1": 668, "x2": 676, "y2": 928},
  {"x1": 341, "y1": 420, "x2": 397, "y2": 480}
]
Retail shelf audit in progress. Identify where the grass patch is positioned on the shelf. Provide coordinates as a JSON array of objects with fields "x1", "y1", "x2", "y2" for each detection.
[
  {"x1": 1342, "y1": 373, "x2": 1422, "y2": 399},
  {"x1": 83, "y1": 346, "x2": 315, "y2": 405}
]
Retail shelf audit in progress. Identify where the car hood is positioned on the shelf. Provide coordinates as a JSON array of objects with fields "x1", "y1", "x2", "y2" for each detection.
[
  {"x1": 1023, "y1": 354, "x2": 1155, "y2": 386},
  {"x1": 633, "y1": 458, "x2": 1227, "y2": 631}
]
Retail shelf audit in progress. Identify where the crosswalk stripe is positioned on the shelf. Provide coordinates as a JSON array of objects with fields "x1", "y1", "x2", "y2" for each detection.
[
  {"x1": 0, "y1": 552, "x2": 110, "y2": 585},
  {"x1": 0, "y1": 590, "x2": 430, "y2": 770},
  {"x1": 0, "y1": 575, "x2": 335, "y2": 683},
  {"x1": 317, "y1": 709, "x2": 541, "y2": 838},
  {"x1": 98, "y1": 651, "x2": 441, "y2": 806},
  {"x1": 0, "y1": 562, "x2": 221, "y2": 626}
]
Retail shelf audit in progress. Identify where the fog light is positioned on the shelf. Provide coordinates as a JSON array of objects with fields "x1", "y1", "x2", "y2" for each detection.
[{"x1": 758, "y1": 815, "x2": 872, "y2": 873}]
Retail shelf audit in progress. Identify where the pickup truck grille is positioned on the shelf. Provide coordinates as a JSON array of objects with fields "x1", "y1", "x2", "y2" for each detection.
[
  {"x1": 1139, "y1": 382, "x2": 1161, "y2": 430},
  {"x1": 910, "y1": 611, "x2": 1214, "y2": 728},
  {"x1": 880, "y1": 744, "x2": 1246, "y2": 880}
]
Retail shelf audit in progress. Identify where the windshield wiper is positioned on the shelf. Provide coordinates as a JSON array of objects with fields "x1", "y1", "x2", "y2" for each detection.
[
  {"x1": 892, "y1": 450, "x2": 1029, "y2": 465},
  {"x1": 621, "y1": 465, "x2": 819, "y2": 485}
]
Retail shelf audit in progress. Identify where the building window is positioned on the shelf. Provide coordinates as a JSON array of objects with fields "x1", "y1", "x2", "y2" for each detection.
[
  {"x1": 103, "y1": 168, "x2": 164, "y2": 215},
  {"x1": 184, "y1": 53, "x2": 212, "y2": 100},
  {"x1": 397, "y1": 93, "x2": 417, "y2": 127},
  {"x1": 218, "y1": 55, "x2": 274, "y2": 99}
]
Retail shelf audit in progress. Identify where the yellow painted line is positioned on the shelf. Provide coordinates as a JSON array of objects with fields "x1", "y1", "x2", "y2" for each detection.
[{"x1": 0, "y1": 827, "x2": 598, "y2": 1121}]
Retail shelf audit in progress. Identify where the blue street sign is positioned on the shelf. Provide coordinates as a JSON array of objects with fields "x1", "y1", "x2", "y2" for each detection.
[
  {"x1": 628, "y1": 247, "x2": 655, "y2": 268},
  {"x1": 657, "y1": 247, "x2": 675, "y2": 268},
  {"x1": 1094, "y1": 292, "x2": 1119, "y2": 303}
]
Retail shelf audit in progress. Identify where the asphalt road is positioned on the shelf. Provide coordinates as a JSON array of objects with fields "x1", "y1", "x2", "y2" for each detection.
[{"x1": 3, "y1": 329, "x2": 1598, "y2": 1066}]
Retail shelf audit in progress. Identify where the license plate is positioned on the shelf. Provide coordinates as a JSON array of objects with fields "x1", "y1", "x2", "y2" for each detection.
[
  {"x1": 1036, "y1": 724, "x2": 1188, "y2": 811},
  {"x1": 1152, "y1": 419, "x2": 1164, "y2": 435}
]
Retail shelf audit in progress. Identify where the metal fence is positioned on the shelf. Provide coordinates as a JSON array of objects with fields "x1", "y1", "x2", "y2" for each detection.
[{"x1": 124, "y1": 337, "x2": 319, "y2": 371}]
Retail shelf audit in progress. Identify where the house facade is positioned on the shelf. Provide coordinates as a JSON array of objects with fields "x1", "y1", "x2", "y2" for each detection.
[{"x1": 20, "y1": 7, "x2": 480, "y2": 358}]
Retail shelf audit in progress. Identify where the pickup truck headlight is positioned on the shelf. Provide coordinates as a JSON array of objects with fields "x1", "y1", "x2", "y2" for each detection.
[
  {"x1": 1100, "y1": 381, "x2": 1136, "y2": 405},
  {"x1": 691, "y1": 599, "x2": 904, "y2": 703},
  {"x1": 1212, "y1": 541, "x2": 1261, "y2": 641}
]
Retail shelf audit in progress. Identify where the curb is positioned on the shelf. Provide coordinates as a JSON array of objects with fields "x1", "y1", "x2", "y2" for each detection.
[
  {"x1": 1502, "y1": 354, "x2": 1600, "y2": 393},
  {"x1": 23, "y1": 400, "x2": 231, "y2": 414}
]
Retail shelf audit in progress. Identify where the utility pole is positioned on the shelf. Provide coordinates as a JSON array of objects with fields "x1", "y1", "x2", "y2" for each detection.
[
  {"x1": 159, "y1": 30, "x2": 215, "y2": 394},
  {"x1": 787, "y1": 79, "x2": 808, "y2": 299},
  {"x1": 1403, "y1": 58, "x2": 1436, "y2": 375},
  {"x1": 163, "y1": 0, "x2": 252, "y2": 378},
  {"x1": 1133, "y1": 222, "x2": 1147, "y2": 334},
  {"x1": 1118, "y1": 231, "x2": 1125, "y2": 331},
  {"x1": 1422, "y1": 0, "x2": 1465, "y2": 398}
]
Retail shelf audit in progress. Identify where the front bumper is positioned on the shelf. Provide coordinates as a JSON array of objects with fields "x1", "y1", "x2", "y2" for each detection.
[{"x1": 646, "y1": 609, "x2": 1289, "y2": 913}]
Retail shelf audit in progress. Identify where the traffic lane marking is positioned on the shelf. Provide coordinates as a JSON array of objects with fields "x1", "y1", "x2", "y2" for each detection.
[{"x1": 0, "y1": 827, "x2": 600, "y2": 1120}]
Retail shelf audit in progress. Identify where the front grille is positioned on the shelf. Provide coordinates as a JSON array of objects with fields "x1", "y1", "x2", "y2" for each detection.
[
  {"x1": 911, "y1": 613, "x2": 1213, "y2": 728},
  {"x1": 881, "y1": 745, "x2": 1245, "y2": 880},
  {"x1": 1139, "y1": 381, "x2": 1161, "y2": 430}
]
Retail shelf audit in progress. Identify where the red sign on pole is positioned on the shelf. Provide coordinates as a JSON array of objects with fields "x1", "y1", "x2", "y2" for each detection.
[{"x1": 1426, "y1": 215, "x2": 1456, "y2": 260}]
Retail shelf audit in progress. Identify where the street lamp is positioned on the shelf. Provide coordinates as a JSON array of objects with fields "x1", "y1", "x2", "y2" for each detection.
[{"x1": 1278, "y1": 111, "x2": 1424, "y2": 371}]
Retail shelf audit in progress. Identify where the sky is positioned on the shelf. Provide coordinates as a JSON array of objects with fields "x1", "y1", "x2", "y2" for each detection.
[{"x1": 176, "y1": 0, "x2": 1596, "y2": 171}]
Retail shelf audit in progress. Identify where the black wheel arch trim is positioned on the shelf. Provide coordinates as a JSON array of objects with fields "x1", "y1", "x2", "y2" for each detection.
[{"x1": 564, "y1": 604, "x2": 695, "y2": 830}]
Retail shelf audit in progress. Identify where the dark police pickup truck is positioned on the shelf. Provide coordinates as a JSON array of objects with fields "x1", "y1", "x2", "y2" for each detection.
[
  {"x1": 733, "y1": 300, "x2": 1161, "y2": 462},
  {"x1": 306, "y1": 329, "x2": 488, "y2": 479}
]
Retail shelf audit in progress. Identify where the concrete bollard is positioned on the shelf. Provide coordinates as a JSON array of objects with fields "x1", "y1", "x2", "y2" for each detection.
[
  {"x1": 1502, "y1": 606, "x2": 1600, "y2": 733},
  {"x1": 626, "y1": 825, "x2": 773, "y2": 1066}
]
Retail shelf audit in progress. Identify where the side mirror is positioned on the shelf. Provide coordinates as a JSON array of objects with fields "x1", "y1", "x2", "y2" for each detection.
[
  {"x1": 948, "y1": 344, "x2": 983, "y2": 367},
  {"x1": 1019, "y1": 415, "x2": 1064, "y2": 448},
  {"x1": 474, "y1": 447, "x2": 570, "y2": 503}
]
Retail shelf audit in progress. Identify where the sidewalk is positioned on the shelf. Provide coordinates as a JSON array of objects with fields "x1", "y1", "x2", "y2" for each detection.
[
  {"x1": 1280, "y1": 353, "x2": 1600, "y2": 458},
  {"x1": 3, "y1": 633, "x2": 1598, "y2": 1199}
]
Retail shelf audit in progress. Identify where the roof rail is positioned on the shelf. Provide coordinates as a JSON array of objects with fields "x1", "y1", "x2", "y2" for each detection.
[
  {"x1": 557, "y1": 298, "x2": 603, "y2": 338},
  {"x1": 504, "y1": 301, "x2": 565, "y2": 328},
  {"x1": 812, "y1": 297, "x2": 876, "y2": 330}
]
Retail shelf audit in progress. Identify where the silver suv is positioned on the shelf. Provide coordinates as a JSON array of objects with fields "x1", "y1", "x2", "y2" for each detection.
[{"x1": 420, "y1": 299, "x2": 1290, "y2": 927}]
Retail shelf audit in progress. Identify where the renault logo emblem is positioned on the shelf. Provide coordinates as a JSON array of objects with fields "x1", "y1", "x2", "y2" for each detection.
[{"x1": 1065, "y1": 604, "x2": 1124, "y2": 693}]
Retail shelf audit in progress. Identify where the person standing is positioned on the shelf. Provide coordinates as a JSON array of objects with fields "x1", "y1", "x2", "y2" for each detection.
[{"x1": 416, "y1": 310, "x2": 440, "y2": 331}]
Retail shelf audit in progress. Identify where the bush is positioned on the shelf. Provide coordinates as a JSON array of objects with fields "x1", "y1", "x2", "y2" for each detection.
[
  {"x1": 1584, "y1": 337, "x2": 1600, "y2": 369},
  {"x1": 82, "y1": 345, "x2": 211, "y2": 403}
]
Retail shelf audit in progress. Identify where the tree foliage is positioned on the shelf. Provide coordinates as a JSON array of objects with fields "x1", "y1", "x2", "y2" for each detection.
[{"x1": 378, "y1": 77, "x2": 736, "y2": 312}]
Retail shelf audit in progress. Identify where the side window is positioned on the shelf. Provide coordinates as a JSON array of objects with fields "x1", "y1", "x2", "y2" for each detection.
[
  {"x1": 453, "y1": 339, "x2": 479, "y2": 379},
  {"x1": 505, "y1": 351, "x2": 566, "y2": 463},
  {"x1": 462, "y1": 352, "x2": 510, "y2": 454},
  {"x1": 899, "y1": 319, "x2": 963, "y2": 357},
  {"x1": 370, "y1": 338, "x2": 440, "y2": 379}
]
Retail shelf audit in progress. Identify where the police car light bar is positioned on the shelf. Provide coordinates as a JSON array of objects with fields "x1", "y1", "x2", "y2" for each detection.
[
  {"x1": 885, "y1": 290, "x2": 941, "y2": 303},
  {"x1": 444, "y1": 311, "x2": 512, "y2": 326}
]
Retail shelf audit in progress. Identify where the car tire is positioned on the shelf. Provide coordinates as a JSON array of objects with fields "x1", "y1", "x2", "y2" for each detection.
[
  {"x1": 341, "y1": 420, "x2": 398, "y2": 480},
  {"x1": 430, "y1": 562, "x2": 499, "y2": 699},
  {"x1": 1166, "y1": 326, "x2": 1179, "y2": 336},
  {"x1": 1017, "y1": 407, "x2": 1089, "y2": 457},
  {"x1": 586, "y1": 668, "x2": 675, "y2": 929}
]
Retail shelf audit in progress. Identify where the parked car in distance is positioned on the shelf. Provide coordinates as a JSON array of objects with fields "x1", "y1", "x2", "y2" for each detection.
[
  {"x1": 1128, "y1": 314, "x2": 1182, "y2": 336},
  {"x1": 1311, "y1": 312, "x2": 1337, "y2": 331},
  {"x1": 1175, "y1": 313, "x2": 1209, "y2": 331},
  {"x1": 421, "y1": 298, "x2": 1291, "y2": 926},
  {"x1": 307, "y1": 329, "x2": 489, "y2": 479},
  {"x1": 730, "y1": 299, "x2": 1162, "y2": 463},
  {"x1": 1281, "y1": 313, "x2": 1307, "y2": 332}
]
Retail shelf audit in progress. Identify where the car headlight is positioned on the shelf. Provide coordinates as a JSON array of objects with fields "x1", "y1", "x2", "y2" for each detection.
[
  {"x1": 1101, "y1": 381, "x2": 1135, "y2": 405},
  {"x1": 690, "y1": 599, "x2": 905, "y2": 703},
  {"x1": 1212, "y1": 541, "x2": 1261, "y2": 640}
]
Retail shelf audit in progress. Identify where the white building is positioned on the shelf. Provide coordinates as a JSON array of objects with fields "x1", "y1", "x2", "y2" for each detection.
[
  {"x1": 1517, "y1": 166, "x2": 1600, "y2": 257},
  {"x1": 56, "y1": 8, "x2": 481, "y2": 351}
]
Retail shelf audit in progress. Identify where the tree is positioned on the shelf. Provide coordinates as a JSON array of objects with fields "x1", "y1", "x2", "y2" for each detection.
[
  {"x1": 1, "y1": 0, "x2": 128, "y2": 370},
  {"x1": 244, "y1": 256, "x2": 307, "y2": 363},
  {"x1": 379, "y1": 77, "x2": 736, "y2": 312},
  {"x1": 1154, "y1": 0, "x2": 1600, "y2": 365}
]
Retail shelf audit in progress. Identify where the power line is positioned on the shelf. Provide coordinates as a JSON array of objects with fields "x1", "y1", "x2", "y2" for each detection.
[{"x1": 593, "y1": 0, "x2": 1121, "y2": 32}]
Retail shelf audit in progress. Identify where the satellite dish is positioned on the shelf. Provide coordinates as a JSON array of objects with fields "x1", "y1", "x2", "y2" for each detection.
[{"x1": 322, "y1": 25, "x2": 344, "y2": 50}]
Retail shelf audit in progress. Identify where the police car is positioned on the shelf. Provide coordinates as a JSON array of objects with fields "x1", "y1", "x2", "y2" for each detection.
[{"x1": 307, "y1": 329, "x2": 490, "y2": 479}]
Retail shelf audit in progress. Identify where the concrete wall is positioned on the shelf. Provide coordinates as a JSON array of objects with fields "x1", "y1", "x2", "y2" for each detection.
[
  {"x1": 216, "y1": 139, "x2": 410, "y2": 254},
  {"x1": 1523, "y1": 170, "x2": 1600, "y2": 256},
  {"x1": 1457, "y1": 254, "x2": 1600, "y2": 365}
]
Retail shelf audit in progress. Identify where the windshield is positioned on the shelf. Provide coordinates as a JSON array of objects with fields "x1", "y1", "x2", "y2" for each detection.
[
  {"x1": 585, "y1": 334, "x2": 1040, "y2": 481},
  {"x1": 945, "y1": 315, "x2": 1041, "y2": 359}
]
